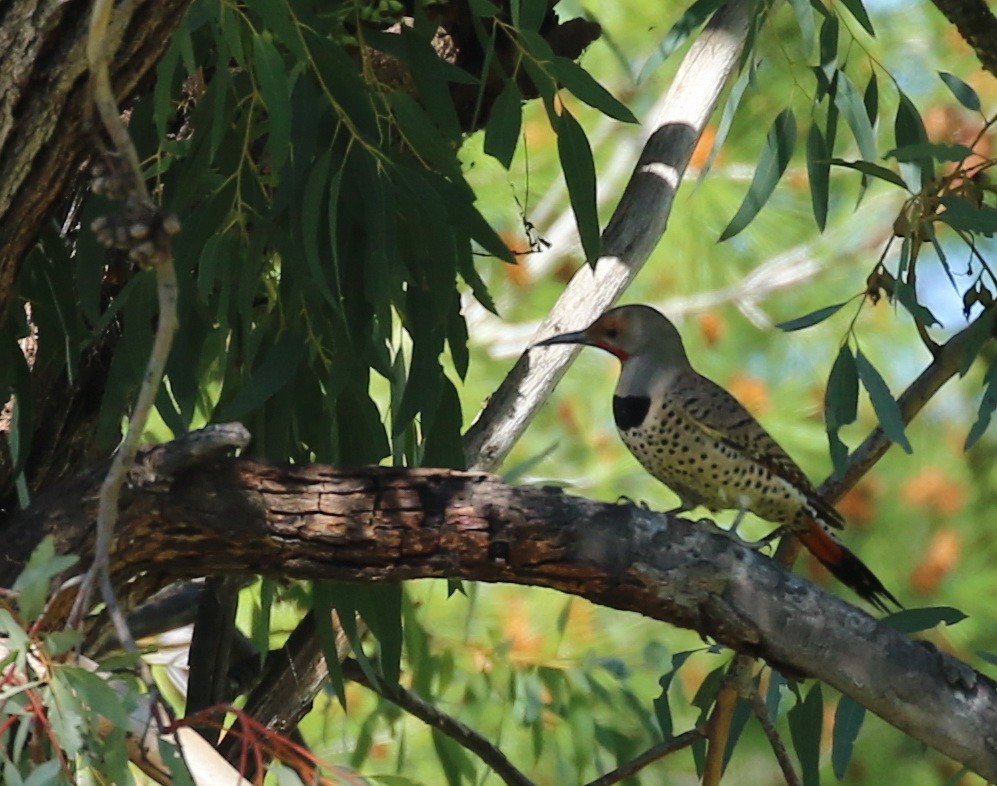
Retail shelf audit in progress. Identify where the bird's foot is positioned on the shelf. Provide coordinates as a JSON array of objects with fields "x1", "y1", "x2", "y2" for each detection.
[
  {"x1": 699, "y1": 521, "x2": 783, "y2": 552},
  {"x1": 616, "y1": 495, "x2": 651, "y2": 510}
]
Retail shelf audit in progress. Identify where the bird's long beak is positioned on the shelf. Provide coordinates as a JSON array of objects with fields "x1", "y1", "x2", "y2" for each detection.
[{"x1": 532, "y1": 329, "x2": 593, "y2": 349}]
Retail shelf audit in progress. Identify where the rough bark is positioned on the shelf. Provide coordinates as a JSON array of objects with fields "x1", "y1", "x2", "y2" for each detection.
[
  {"x1": 929, "y1": 0, "x2": 997, "y2": 77},
  {"x1": 0, "y1": 0, "x2": 194, "y2": 320},
  {"x1": 1, "y1": 450, "x2": 994, "y2": 781}
]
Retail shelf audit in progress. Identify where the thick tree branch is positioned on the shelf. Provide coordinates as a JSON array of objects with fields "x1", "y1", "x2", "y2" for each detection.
[
  {"x1": 928, "y1": 0, "x2": 997, "y2": 77},
  {"x1": 1, "y1": 451, "x2": 994, "y2": 780},
  {"x1": 0, "y1": 0, "x2": 194, "y2": 321},
  {"x1": 463, "y1": 0, "x2": 757, "y2": 472}
]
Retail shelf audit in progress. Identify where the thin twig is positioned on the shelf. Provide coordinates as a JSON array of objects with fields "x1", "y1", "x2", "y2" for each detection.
[
  {"x1": 68, "y1": 0, "x2": 180, "y2": 641},
  {"x1": 751, "y1": 685, "x2": 801, "y2": 786},
  {"x1": 340, "y1": 658, "x2": 536, "y2": 786},
  {"x1": 584, "y1": 728, "x2": 705, "y2": 786}
]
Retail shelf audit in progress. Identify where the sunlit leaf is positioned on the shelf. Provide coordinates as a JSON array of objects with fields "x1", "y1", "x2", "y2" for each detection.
[
  {"x1": 637, "y1": 0, "x2": 727, "y2": 82},
  {"x1": 789, "y1": 0, "x2": 815, "y2": 55},
  {"x1": 12, "y1": 537, "x2": 79, "y2": 622},
  {"x1": 939, "y1": 71, "x2": 981, "y2": 112},
  {"x1": 719, "y1": 108, "x2": 797, "y2": 241},
  {"x1": 557, "y1": 108, "x2": 601, "y2": 263},
  {"x1": 549, "y1": 58, "x2": 638, "y2": 123},
  {"x1": 834, "y1": 70, "x2": 877, "y2": 161},
  {"x1": 855, "y1": 349, "x2": 913, "y2": 453}
]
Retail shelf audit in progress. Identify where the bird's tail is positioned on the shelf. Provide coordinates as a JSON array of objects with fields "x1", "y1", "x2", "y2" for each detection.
[{"x1": 797, "y1": 518, "x2": 901, "y2": 614}]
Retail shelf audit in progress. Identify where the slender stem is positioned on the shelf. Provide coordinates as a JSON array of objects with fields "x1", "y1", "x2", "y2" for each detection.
[
  {"x1": 341, "y1": 658, "x2": 536, "y2": 786},
  {"x1": 751, "y1": 686, "x2": 801, "y2": 786},
  {"x1": 584, "y1": 729, "x2": 705, "y2": 786}
]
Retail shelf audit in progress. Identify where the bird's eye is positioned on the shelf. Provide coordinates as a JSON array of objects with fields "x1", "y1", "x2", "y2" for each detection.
[{"x1": 605, "y1": 328, "x2": 618, "y2": 339}]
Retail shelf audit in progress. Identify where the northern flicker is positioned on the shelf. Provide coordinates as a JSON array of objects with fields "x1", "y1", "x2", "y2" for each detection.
[{"x1": 535, "y1": 304, "x2": 899, "y2": 612}]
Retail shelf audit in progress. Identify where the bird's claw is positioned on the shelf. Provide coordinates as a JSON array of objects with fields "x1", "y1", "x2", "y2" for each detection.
[{"x1": 616, "y1": 495, "x2": 651, "y2": 510}]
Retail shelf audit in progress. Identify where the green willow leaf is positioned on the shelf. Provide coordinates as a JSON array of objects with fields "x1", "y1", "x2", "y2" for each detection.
[
  {"x1": 789, "y1": 0, "x2": 815, "y2": 55},
  {"x1": 637, "y1": 0, "x2": 727, "y2": 82},
  {"x1": 834, "y1": 70, "x2": 877, "y2": 161},
  {"x1": 839, "y1": 0, "x2": 875, "y2": 36},
  {"x1": 832, "y1": 696, "x2": 866, "y2": 778},
  {"x1": 863, "y1": 72, "x2": 878, "y2": 125},
  {"x1": 829, "y1": 158, "x2": 908, "y2": 189},
  {"x1": 557, "y1": 108, "x2": 601, "y2": 263},
  {"x1": 886, "y1": 142, "x2": 974, "y2": 163},
  {"x1": 252, "y1": 33, "x2": 292, "y2": 170},
  {"x1": 938, "y1": 197, "x2": 997, "y2": 236},
  {"x1": 883, "y1": 606, "x2": 967, "y2": 633},
  {"x1": 484, "y1": 80, "x2": 523, "y2": 168},
  {"x1": 776, "y1": 300, "x2": 847, "y2": 331},
  {"x1": 788, "y1": 683, "x2": 823, "y2": 786},
  {"x1": 855, "y1": 349, "x2": 913, "y2": 453},
  {"x1": 806, "y1": 124, "x2": 830, "y2": 230},
  {"x1": 719, "y1": 108, "x2": 797, "y2": 241},
  {"x1": 894, "y1": 92, "x2": 933, "y2": 187},
  {"x1": 939, "y1": 71, "x2": 982, "y2": 112},
  {"x1": 549, "y1": 57, "x2": 638, "y2": 123},
  {"x1": 965, "y1": 358, "x2": 997, "y2": 449}
]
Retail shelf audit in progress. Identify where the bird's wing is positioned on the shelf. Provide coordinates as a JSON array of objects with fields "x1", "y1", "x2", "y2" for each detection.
[{"x1": 670, "y1": 369, "x2": 845, "y2": 529}]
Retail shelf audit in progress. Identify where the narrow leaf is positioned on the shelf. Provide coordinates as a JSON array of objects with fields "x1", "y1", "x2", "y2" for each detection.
[
  {"x1": 313, "y1": 582, "x2": 347, "y2": 709},
  {"x1": 855, "y1": 350, "x2": 913, "y2": 453},
  {"x1": 807, "y1": 124, "x2": 830, "y2": 230},
  {"x1": 484, "y1": 80, "x2": 523, "y2": 168},
  {"x1": 894, "y1": 92, "x2": 933, "y2": 187},
  {"x1": 253, "y1": 33, "x2": 292, "y2": 170},
  {"x1": 788, "y1": 683, "x2": 823, "y2": 786},
  {"x1": 863, "y1": 72, "x2": 878, "y2": 125},
  {"x1": 839, "y1": 0, "x2": 875, "y2": 36},
  {"x1": 557, "y1": 108, "x2": 601, "y2": 263},
  {"x1": 637, "y1": 0, "x2": 727, "y2": 82},
  {"x1": 776, "y1": 300, "x2": 847, "y2": 331},
  {"x1": 825, "y1": 344, "x2": 859, "y2": 430},
  {"x1": 939, "y1": 72, "x2": 981, "y2": 112},
  {"x1": 883, "y1": 606, "x2": 967, "y2": 633},
  {"x1": 938, "y1": 196, "x2": 997, "y2": 236},
  {"x1": 719, "y1": 108, "x2": 797, "y2": 241},
  {"x1": 886, "y1": 142, "x2": 975, "y2": 163},
  {"x1": 829, "y1": 158, "x2": 907, "y2": 189},
  {"x1": 549, "y1": 58, "x2": 638, "y2": 123},
  {"x1": 832, "y1": 695, "x2": 866, "y2": 778},
  {"x1": 965, "y1": 359, "x2": 997, "y2": 449},
  {"x1": 789, "y1": 0, "x2": 816, "y2": 55},
  {"x1": 834, "y1": 70, "x2": 877, "y2": 161},
  {"x1": 893, "y1": 280, "x2": 939, "y2": 327}
]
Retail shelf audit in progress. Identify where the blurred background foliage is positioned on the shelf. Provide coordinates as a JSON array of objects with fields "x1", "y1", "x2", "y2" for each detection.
[{"x1": 4, "y1": 0, "x2": 995, "y2": 782}]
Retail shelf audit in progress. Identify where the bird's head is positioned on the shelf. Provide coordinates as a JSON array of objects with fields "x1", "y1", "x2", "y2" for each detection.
[{"x1": 534, "y1": 305, "x2": 688, "y2": 366}]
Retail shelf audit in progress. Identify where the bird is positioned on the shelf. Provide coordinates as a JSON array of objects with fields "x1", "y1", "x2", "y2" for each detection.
[{"x1": 534, "y1": 304, "x2": 900, "y2": 613}]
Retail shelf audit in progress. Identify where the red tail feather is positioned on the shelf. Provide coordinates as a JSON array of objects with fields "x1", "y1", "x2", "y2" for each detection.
[{"x1": 797, "y1": 518, "x2": 901, "y2": 613}]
